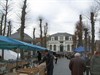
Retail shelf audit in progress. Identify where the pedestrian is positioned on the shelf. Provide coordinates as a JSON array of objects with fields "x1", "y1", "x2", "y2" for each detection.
[
  {"x1": 90, "y1": 50, "x2": 100, "y2": 75},
  {"x1": 54, "y1": 54, "x2": 58, "y2": 64},
  {"x1": 37, "y1": 51, "x2": 41, "y2": 62},
  {"x1": 84, "y1": 53, "x2": 91, "y2": 75},
  {"x1": 69, "y1": 53, "x2": 86, "y2": 75},
  {"x1": 39, "y1": 50, "x2": 54, "y2": 75}
]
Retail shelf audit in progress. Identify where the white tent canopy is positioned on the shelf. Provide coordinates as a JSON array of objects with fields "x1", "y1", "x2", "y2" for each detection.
[{"x1": 0, "y1": 49, "x2": 20, "y2": 60}]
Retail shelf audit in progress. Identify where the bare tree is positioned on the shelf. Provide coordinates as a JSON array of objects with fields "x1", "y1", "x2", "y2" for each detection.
[
  {"x1": 82, "y1": 0, "x2": 100, "y2": 54},
  {"x1": 33, "y1": 28, "x2": 36, "y2": 44},
  {"x1": 44, "y1": 22, "x2": 48, "y2": 48},
  {"x1": 0, "y1": 0, "x2": 12, "y2": 36},
  {"x1": 33, "y1": 28, "x2": 36, "y2": 40},
  {"x1": 39, "y1": 17, "x2": 43, "y2": 47},
  {"x1": 90, "y1": 12, "x2": 95, "y2": 54},
  {"x1": 20, "y1": 0, "x2": 27, "y2": 41},
  {"x1": 99, "y1": 28, "x2": 100, "y2": 39},
  {"x1": 3, "y1": 0, "x2": 8, "y2": 36},
  {"x1": 20, "y1": 0, "x2": 27, "y2": 59},
  {"x1": 0, "y1": 14, "x2": 4, "y2": 35},
  {"x1": 95, "y1": 0, "x2": 100, "y2": 5},
  {"x1": 7, "y1": 20, "x2": 12, "y2": 37},
  {"x1": 72, "y1": 31, "x2": 77, "y2": 50},
  {"x1": 0, "y1": 0, "x2": 12, "y2": 60},
  {"x1": 84, "y1": 0, "x2": 100, "y2": 20},
  {"x1": 88, "y1": 35, "x2": 91, "y2": 52},
  {"x1": 75, "y1": 15, "x2": 84, "y2": 47},
  {"x1": 84, "y1": 28, "x2": 88, "y2": 52}
]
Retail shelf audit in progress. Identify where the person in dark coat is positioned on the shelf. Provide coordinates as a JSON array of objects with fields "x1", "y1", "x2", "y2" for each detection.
[
  {"x1": 69, "y1": 53, "x2": 86, "y2": 75},
  {"x1": 39, "y1": 50, "x2": 54, "y2": 75},
  {"x1": 90, "y1": 50, "x2": 100, "y2": 75},
  {"x1": 37, "y1": 51, "x2": 41, "y2": 62}
]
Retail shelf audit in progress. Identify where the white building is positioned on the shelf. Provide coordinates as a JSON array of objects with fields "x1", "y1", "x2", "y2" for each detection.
[{"x1": 47, "y1": 33, "x2": 73, "y2": 52}]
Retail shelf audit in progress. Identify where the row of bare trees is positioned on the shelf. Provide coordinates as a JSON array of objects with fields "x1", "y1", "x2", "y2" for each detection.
[
  {"x1": 38, "y1": 17, "x2": 48, "y2": 47},
  {"x1": 0, "y1": 0, "x2": 48, "y2": 59},
  {"x1": 0, "y1": 0, "x2": 12, "y2": 36},
  {"x1": 73, "y1": 13, "x2": 95, "y2": 54},
  {"x1": 0, "y1": 0, "x2": 13, "y2": 59},
  {"x1": 72, "y1": 0, "x2": 100, "y2": 54}
]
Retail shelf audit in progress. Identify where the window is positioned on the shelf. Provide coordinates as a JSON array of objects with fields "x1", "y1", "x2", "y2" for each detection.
[
  {"x1": 67, "y1": 45, "x2": 70, "y2": 51},
  {"x1": 65, "y1": 36, "x2": 69, "y2": 40},
  {"x1": 50, "y1": 45, "x2": 52, "y2": 50},
  {"x1": 51, "y1": 37, "x2": 54, "y2": 41},
  {"x1": 55, "y1": 36, "x2": 58, "y2": 40},
  {"x1": 69, "y1": 37, "x2": 72, "y2": 40},
  {"x1": 54, "y1": 45, "x2": 56, "y2": 51},
  {"x1": 59, "y1": 36, "x2": 63, "y2": 41}
]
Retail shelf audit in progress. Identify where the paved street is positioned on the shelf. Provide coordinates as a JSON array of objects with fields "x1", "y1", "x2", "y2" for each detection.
[
  {"x1": 53, "y1": 57, "x2": 91, "y2": 75},
  {"x1": 53, "y1": 57, "x2": 71, "y2": 75}
]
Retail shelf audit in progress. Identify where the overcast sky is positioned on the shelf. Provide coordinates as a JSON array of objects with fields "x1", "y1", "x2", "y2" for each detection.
[{"x1": 2, "y1": 0, "x2": 99, "y2": 39}]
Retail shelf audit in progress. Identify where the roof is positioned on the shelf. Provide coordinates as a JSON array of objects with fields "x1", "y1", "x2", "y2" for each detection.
[
  {"x1": 32, "y1": 32, "x2": 73, "y2": 44},
  {"x1": 50, "y1": 32, "x2": 73, "y2": 37},
  {"x1": 10, "y1": 32, "x2": 33, "y2": 42}
]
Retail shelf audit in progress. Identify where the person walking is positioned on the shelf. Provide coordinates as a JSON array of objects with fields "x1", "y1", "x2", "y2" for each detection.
[
  {"x1": 69, "y1": 53, "x2": 86, "y2": 75},
  {"x1": 39, "y1": 50, "x2": 54, "y2": 75},
  {"x1": 37, "y1": 51, "x2": 41, "y2": 62},
  {"x1": 90, "y1": 50, "x2": 100, "y2": 75},
  {"x1": 55, "y1": 56, "x2": 58, "y2": 64}
]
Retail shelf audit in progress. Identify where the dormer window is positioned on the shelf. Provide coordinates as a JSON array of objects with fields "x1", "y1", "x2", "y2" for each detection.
[
  {"x1": 65, "y1": 36, "x2": 69, "y2": 40},
  {"x1": 55, "y1": 36, "x2": 58, "y2": 40},
  {"x1": 69, "y1": 37, "x2": 72, "y2": 40},
  {"x1": 59, "y1": 36, "x2": 63, "y2": 41},
  {"x1": 51, "y1": 37, "x2": 54, "y2": 41}
]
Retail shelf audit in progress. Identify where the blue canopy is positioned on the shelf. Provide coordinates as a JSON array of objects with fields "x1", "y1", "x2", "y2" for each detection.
[
  {"x1": 0, "y1": 35, "x2": 23, "y2": 49},
  {"x1": 16, "y1": 40, "x2": 47, "y2": 51},
  {"x1": 0, "y1": 35, "x2": 47, "y2": 51},
  {"x1": 74, "y1": 46, "x2": 85, "y2": 52}
]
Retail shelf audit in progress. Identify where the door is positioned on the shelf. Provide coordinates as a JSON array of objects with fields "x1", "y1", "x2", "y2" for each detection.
[{"x1": 60, "y1": 45, "x2": 63, "y2": 52}]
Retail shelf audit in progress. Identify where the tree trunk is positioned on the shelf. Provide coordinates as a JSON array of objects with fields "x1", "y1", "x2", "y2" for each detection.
[
  {"x1": 20, "y1": 0, "x2": 27, "y2": 59},
  {"x1": 44, "y1": 22, "x2": 48, "y2": 48},
  {"x1": 0, "y1": 14, "x2": 4, "y2": 35},
  {"x1": 39, "y1": 18, "x2": 43, "y2": 47},
  {"x1": 77, "y1": 15, "x2": 83, "y2": 47},
  {"x1": 91, "y1": 12, "x2": 95, "y2": 54},
  {"x1": 84, "y1": 28, "x2": 88, "y2": 53},
  {"x1": 3, "y1": 0, "x2": 8, "y2": 36},
  {"x1": 7, "y1": 21, "x2": 12, "y2": 37}
]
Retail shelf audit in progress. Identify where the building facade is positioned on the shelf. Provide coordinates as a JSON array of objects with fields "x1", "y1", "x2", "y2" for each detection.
[{"x1": 47, "y1": 33, "x2": 73, "y2": 52}]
